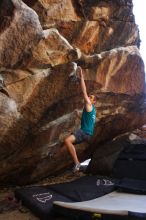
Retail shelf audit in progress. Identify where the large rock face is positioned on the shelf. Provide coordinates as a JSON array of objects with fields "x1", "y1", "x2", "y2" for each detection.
[{"x1": 0, "y1": 0, "x2": 146, "y2": 185}]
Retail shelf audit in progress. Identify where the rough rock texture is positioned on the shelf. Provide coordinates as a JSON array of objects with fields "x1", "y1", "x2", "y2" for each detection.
[
  {"x1": 0, "y1": 0, "x2": 43, "y2": 68},
  {"x1": 0, "y1": 0, "x2": 145, "y2": 185},
  {"x1": 31, "y1": 0, "x2": 139, "y2": 54}
]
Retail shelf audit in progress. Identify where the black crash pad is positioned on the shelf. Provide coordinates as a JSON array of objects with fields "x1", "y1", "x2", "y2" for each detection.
[
  {"x1": 15, "y1": 186, "x2": 73, "y2": 220},
  {"x1": 48, "y1": 175, "x2": 117, "y2": 202},
  {"x1": 15, "y1": 175, "x2": 117, "y2": 220},
  {"x1": 116, "y1": 178, "x2": 146, "y2": 194}
]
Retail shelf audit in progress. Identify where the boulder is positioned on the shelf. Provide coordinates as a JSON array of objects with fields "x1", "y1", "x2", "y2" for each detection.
[{"x1": 0, "y1": 0, "x2": 145, "y2": 185}]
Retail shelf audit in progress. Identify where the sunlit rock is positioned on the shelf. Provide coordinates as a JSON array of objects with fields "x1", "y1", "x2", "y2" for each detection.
[
  {"x1": 30, "y1": 28, "x2": 81, "y2": 67},
  {"x1": 80, "y1": 46, "x2": 145, "y2": 95},
  {"x1": 0, "y1": 0, "x2": 43, "y2": 68},
  {"x1": 0, "y1": 0, "x2": 145, "y2": 185}
]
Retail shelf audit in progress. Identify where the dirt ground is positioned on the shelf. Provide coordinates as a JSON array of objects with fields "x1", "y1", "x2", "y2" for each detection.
[{"x1": 0, "y1": 171, "x2": 85, "y2": 220}]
